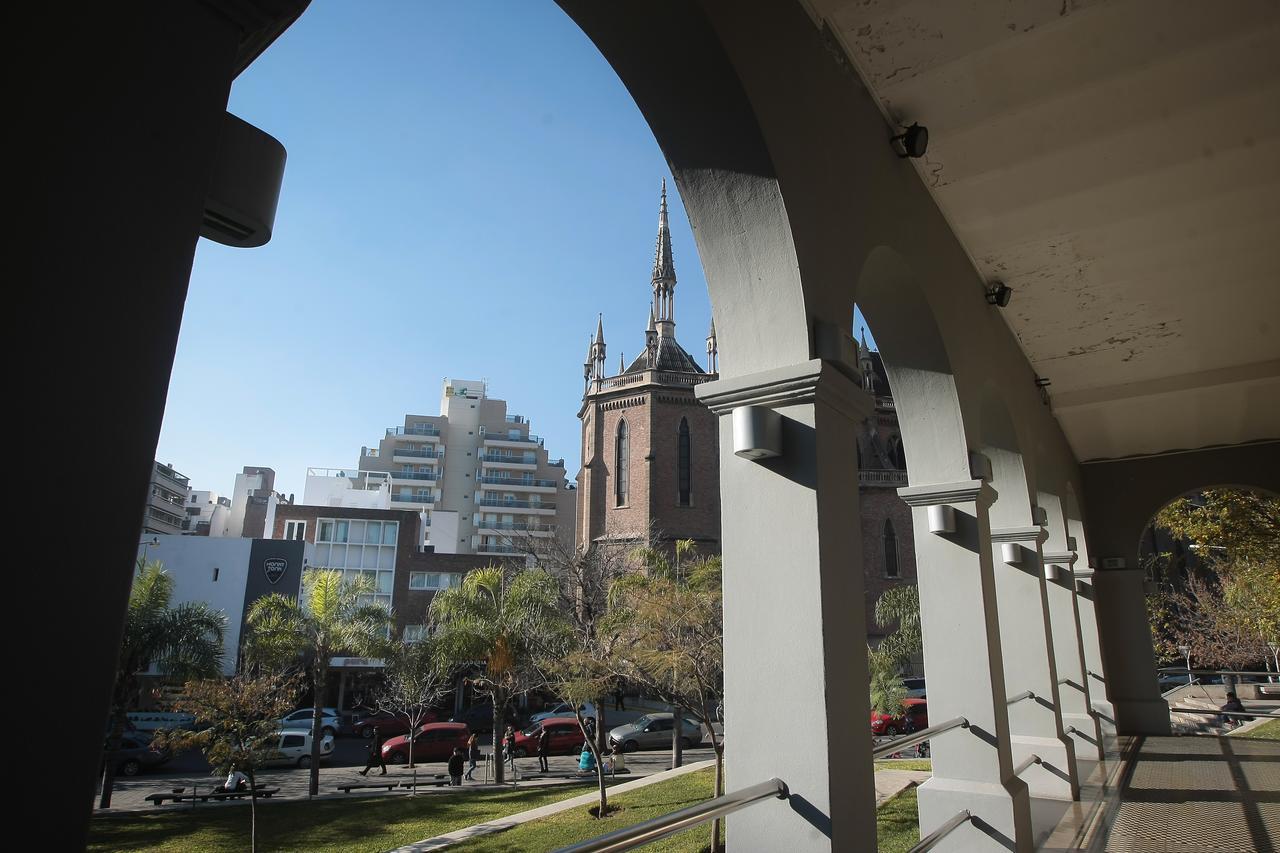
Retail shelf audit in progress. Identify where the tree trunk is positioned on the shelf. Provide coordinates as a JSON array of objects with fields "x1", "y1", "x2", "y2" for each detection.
[
  {"x1": 310, "y1": 660, "x2": 326, "y2": 797},
  {"x1": 672, "y1": 707, "x2": 683, "y2": 769},
  {"x1": 711, "y1": 741, "x2": 725, "y2": 853},
  {"x1": 492, "y1": 694, "x2": 505, "y2": 785},
  {"x1": 594, "y1": 695, "x2": 608, "y2": 760},
  {"x1": 248, "y1": 769, "x2": 258, "y2": 853},
  {"x1": 577, "y1": 710, "x2": 607, "y2": 818},
  {"x1": 98, "y1": 702, "x2": 127, "y2": 808}
]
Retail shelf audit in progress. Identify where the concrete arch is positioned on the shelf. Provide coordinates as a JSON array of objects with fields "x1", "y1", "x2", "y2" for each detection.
[
  {"x1": 977, "y1": 387, "x2": 1037, "y2": 529},
  {"x1": 855, "y1": 246, "x2": 972, "y2": 485}
]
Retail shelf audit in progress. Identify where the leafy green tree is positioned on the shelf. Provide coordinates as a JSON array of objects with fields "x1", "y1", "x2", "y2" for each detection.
[
  {"x1": 244, "y1": 569, "x2": 392, "y2": 796},
  {"x1": 156, "y1": 671, "x2": 301, "y2": 853},
  {"x1": 100, "y1": 558, "x2": 226, "y2": 808},
  {"x1": 611, "y1": 541, "x2": 725, "y2": 851},
  {"x1": 868, "y1": 646, "x2": 909, "y2": 717},
  {"x1": 867, "y1": 584, "x2": 921, "y2": 716},
  {"x1": 429, "y1": 565, "x2": 566, "y2": 784}
]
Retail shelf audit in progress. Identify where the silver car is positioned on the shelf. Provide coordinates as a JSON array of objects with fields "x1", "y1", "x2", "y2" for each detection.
[{"x1": 608, "y1": 713, "x2": 705, "y2": 752}]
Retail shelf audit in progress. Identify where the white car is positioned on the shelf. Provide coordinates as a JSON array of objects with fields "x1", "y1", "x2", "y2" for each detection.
[
  {"x1": 262, "y1": 729, "x2": 334, "y2": 768},
  {"x1": 278, "y1": 708, "x2": 342, "y2": 738},
  {"x1": 529, "y1": 701, "x2": 598, "y2": 724}
]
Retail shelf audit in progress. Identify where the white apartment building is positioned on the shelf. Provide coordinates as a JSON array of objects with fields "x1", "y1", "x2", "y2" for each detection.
[
  {"x1": 341, "y1": 378, "x2": 576, "y2": 556},
  {"x1": 184, "y1": 489, "x2": 232, "y2": 536}
]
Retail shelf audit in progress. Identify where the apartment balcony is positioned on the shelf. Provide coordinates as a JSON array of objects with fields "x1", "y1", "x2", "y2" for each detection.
[
  {"x1": 474, "y1": 520, "x2": 556, "y2": 536},
  {"x1": 478, "y1": 453, "x2": 537, "y2": 472},
  {"x1": 387, "y1": 424, "x2": 441, "y2": 441},
  {"x1": 153, "y1": 464, "x2": 190, "y2": 489},
  {"x1": 390, "y1": 470, "x2": 441, "y2": 484},
  {"x1": 392, "y1": 446, "x2": 443, "y2": 463},
  {"x1": 858, "y1": 469, "x2": 908, "y2": 488},
  {"x1": 477, "y1": 498, "x2": 556, "y2": 514},
  {"x1": 476, "y1": 475, "x2": 557, "y2": 493},
  {"x1": 392, "y1": 493, "x2": 437, "y2": 505},
  {"x1": 475, "y1": 543, "x2": 528, "y2": 556},
  {"x1": 482, "y1": 433, "x2": 543, "y2": 447}
]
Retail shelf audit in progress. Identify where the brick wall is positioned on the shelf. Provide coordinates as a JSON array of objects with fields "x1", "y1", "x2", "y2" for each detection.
[{"x1": 859, "y1": 488, "x2": 918, "y2": 642}]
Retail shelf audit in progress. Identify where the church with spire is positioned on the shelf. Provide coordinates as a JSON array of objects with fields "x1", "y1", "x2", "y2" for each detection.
[{"x1": 577, "y1": 180, "x2": 720, "y2": 552}]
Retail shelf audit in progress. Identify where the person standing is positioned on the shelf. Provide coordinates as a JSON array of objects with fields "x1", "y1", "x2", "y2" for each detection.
[
  {"x1": 613, "y1": 687, "x2": 625, "y2": 711},
  {"x1": 359, "y1": 726, "x2": 387, "y2": 776},
  {"x1": 537, "y1": 726, "x2": 551, "y2": 772},
  {"x1": 448, "y1": 747, "x2": 466, "y2": 786},
  {"x1": 464, "y1": 732, "x2": 480, "y2": 781},
  {"x1": 503, "y1": 725, "x2": 517, "y2": 772}
]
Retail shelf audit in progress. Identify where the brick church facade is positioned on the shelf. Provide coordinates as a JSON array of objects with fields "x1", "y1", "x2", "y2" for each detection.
[{"x1": 576, "y1": 183, "x2": 916, "y2": 648}]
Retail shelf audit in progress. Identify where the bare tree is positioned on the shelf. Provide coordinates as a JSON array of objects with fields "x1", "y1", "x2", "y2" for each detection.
[{"x1": 374, "y1": 638, "x2": 450, "y2": 790}]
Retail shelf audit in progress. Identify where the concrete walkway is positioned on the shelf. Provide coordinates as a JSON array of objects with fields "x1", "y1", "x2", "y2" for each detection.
[
  {"x1": 389, "y1": 759, "x2": 717, "y2": 852},
  {"x1": 874, "y1": 769, "x2": 931, "y2": 806}
]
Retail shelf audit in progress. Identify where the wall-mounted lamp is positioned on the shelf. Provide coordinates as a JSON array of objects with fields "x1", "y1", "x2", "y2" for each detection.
[
  {"x1": 1031, "y1": 506, "x2": 1048, "y2": 526},
  {"x1": 985, "y1": 281, "x2": 1013, "y2": 307},
  {"x1": 969, "y1": 451, "x2": 993, "y2": 482},
  {"x1": 928, "y1": 505, "x2": 956, "y2": 535},
  {"x1": 891, "y1": 122, "x2": 929, "y2": 158},
  {"x1": 1001, "y1": 542, "x2": 1023, "y2": 565},
  {"x1": 732, "y1": 406, "x2": 782, "y2": 460},
  {"x1": 1044, "y1": 563, "x2": 1063, "y2": 581}
]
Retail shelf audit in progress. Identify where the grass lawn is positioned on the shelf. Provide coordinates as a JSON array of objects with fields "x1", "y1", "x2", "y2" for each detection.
[
  {"x1": 88, "y1": 782, "x2": 614, "y2": 853},
  {"x1": 1238, "y1": 718, "x2": 1280, "y2": 740},
  {"x1": 876, "y1": 787, "x2": 922, "y2": 853},
  {"x1": 875, "y1": 759, "x2": 932, "y2": 773}
]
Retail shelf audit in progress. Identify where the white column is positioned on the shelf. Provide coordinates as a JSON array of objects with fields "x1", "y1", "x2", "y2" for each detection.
[
  {"x1": 699, "y1": 360, "x2": 877, "y2": 852},
  {"x1": 1043, "y1": 553, "x2": 1105, "y2": 761},
  {"x1": 1071, "y1": 570, "x2": 1117, "y2": 738},
  {"x1": 898, "y1": 482, "x2": 1033, "y2": 853},
  {"x1": 990, "y1": 527, "x2": 1079, "y2": 800},
  {"x1": 1091, "y1": 569, "x2": 1172, "y2": 735}
]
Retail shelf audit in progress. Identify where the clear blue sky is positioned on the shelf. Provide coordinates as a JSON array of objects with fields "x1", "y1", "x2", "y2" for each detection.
[{"x1": 158, "y1": 1, "x2": 872, "y2": 498}]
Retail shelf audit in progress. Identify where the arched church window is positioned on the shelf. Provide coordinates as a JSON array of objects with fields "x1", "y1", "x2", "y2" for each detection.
[
  {"x1": 615, "y1": 420, "x2": 629, "y2": 506},
  {"x1": 678, "y1": 418, "x2": 691, "y2": 506},
  {"x1": 883, "y1": 519, "x2": 900, "y2": 578},
  {"x1": 891, "y1": 436, "x2": 907, "y2": 470}
]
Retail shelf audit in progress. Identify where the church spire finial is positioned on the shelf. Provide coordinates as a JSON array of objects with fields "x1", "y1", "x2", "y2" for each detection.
[
  {"x1": 706, "y1": 317, "x2": 718, "y2": 373},
  {"x1": 652, "y1": 179, "x2": 677, "y2": 335}
]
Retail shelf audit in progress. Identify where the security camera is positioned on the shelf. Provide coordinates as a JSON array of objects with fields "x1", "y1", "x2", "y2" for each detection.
[
  {"x1": 985, "y1": 282, "x2": 1013, "y2": 308},
  {"x1": 891, "y1": 123, "x2": 929, "y2": 159}
]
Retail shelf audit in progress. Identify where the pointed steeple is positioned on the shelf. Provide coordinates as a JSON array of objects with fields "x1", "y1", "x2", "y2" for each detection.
[
  {"x1": 651, "y1": 179, "x2": 677, "y2": 336},
  {"x1": 619, "y1": 352, "x2": 625, "y2": 374},
  {"x1": 590, "y1": 314, "x2": 607, "y2": 381},
  {"x1": 596, "y1": 313, "x2": 606, "y2": 346},
  {"x1": 858, "y1": 327, "x2": 875, "y2": 392},
  {"x1": 706, "y1": 317, "x2": 718, "y2": 373}
]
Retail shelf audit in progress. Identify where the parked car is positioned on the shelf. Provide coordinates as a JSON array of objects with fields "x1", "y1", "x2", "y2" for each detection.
[
  {"x1": 353, "y1": 709, "x2": 439, "y2": 739},
  {"x1": 608, "y1": 713, "x2": 705, "y2": 753},
  {"x1": 901, "y1": 677, "x2": 927, "y2": 699},
  {"x1": 261, "y1": 729, "x2": 335, "y2": 767},
  {"x1": 381, "y1": 721, "x2": 471, "y2": 764},
  {"x1": 451, "y1": 702, "x2": 519, "y2": 733},
  {"x1": 529, "y1": 702, "x2": 597, "y2": 725},
  {"x1": 512, "y1": 717, "x2": 588, "y2": 757},
  {"x1": 106, "y1": 736, "x2": 171, "y2": 777},
  {"x1": 871, "y1": 698, "x2": 928, "y2": 737},
  {"x1": 278, "y1": 707, "x2": 342, "y2": 738}
]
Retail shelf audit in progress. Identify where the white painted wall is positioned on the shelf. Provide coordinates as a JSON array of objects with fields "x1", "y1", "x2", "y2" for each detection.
[
  {"x1": 303, "y1": 472, "x2": 391, "y2": 508},
  {"x1": 137, "y1": 535, "x2": 253, "y2": 676},
  {"x1": 428, "y1": 510, "x2": 459, "y2": 554}
]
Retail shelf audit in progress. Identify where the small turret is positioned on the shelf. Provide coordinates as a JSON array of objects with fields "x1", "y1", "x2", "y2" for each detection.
[
  {"x1": 590, "y1": 314, "x2": 608, "y2": 381},
  {"x1": 859, "y1": 327, "x2": 875, "y2": 393},
  {"x1": 706, "y1": 317, "x2": 718, "y2": 373},
  {"x1": 646, "y1": 308, "x2": 659, "y2": 368},
  {"x1": 651, "y1": 179, "x2": 677, "y2": 338}
]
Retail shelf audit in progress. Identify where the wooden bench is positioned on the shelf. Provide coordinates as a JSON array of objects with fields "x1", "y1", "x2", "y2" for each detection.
[{"x1": 145, "y1": 787, "x2": 279, "y2": 805}]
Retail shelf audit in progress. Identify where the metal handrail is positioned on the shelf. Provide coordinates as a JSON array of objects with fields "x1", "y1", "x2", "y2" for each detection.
[
  {"x1": 910, "y1": 810, "x2": 972, "y2": 853},
  {"x1": 555, "y1": 777, "x2": 788, "y2": 853},
  {"x1": 1169, "y1": 707, "x2": 1280, "y2": 719},
  {"x1": 1012, "y1": 754, "x2": 1042, "y2": 776},
  {"x1": 1157, "y1": 668, "x2": 1277, "y2": 677},
  {"x1": 1007, "y1": 690, "x2": 1036, "y2": 705},
  {"x1": 872, "y1": 716, "x2": 969, "y2": 759}
]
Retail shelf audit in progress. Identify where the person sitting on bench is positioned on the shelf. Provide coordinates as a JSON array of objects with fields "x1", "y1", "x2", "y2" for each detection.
[{"x1": 218, "y1": 767, "x2": 250, "y2": 794}]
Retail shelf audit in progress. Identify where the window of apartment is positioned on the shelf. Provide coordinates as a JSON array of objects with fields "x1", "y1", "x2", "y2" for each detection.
[
  {"x1": 403, "y1": 624, "x2": 428, "y2": 643},
  {"x1": 409, "y1": 572, "x2": 439, "y2": 590},
  {"x1": 191, "y1": 494, "x2": 199, "y2": 503},
  {"x1": 615, "y1": 419, "x2": 629, "y2": 506},
  {"x1": 883, "y1": 520, "x2": 900, "y2": 578},
  {"x1": 284, "y1": 520, "x2": 306, "y2": 541},
  {"x1": 313, "y1": 517, "x2": 399, "y2": 609},
  {"x1": 678, "y1": 417, "x2": 692, "y2": 506}
]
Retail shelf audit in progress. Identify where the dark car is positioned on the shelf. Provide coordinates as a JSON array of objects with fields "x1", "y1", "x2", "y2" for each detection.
[
  {"x1": 871, "y1": 698, "x2": 928, "y2": 737},
  {"x1": 512, "y1": 717, "x2": 588, "y2": 757},
  {"x1": 353, "y1": 709, "x2": 439, "y2": 740},
  {"x1": 381, "y1": 722, "x2": 471, "y2": 764},
  {"x1": 106, "y1": 736, "x2": 171, "y2": 777}
]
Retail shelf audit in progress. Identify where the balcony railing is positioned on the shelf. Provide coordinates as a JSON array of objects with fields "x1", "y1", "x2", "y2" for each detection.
[
  {"x1": 392, "y1": 494, "x2": 436, "y2": 504},
  {"x1": 393, "y1": 447, "x2": 444, "y2": 459},
  {"x1": 393, "y1": 470, "x2": 441, "y2": 481},
  {"x1": 858, "y1": 469, "x2": 908, "y2": 487},
  {"x1": 478, "y1": 498, "x2": 555, "y2": 510},
  {"x1": 387, "y1": 424, "x2": 440, "y2": 437},
  {"x1": 479, "y1": 453, "x2": 535, "y2": 464},
  {"x1": 478, "y1": 476, "x2": 557, "y2": 488},
  {"x1": 476, "y1": 544, "x2": 526, "y2": 555},
  {"x1": 474, "y1": 521, "x2": 556, "y2": 532},
  {"x1": 484, "y1": 433, "x2": 543, "y2": 445}
]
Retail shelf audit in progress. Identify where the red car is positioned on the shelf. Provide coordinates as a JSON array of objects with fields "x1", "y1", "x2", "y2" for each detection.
[
  {"x1": 353, "y1": 709, "x2": 439, "y2": 740},
  {"x1": 871, "y1": 698, "x2": 928, "y2": 737},
  {"x1": 511, "y1": 716, "x2": 588, "y2": 757},
  {"x1": 381, "y1": 721, "x2": 470, "y2": 764}
]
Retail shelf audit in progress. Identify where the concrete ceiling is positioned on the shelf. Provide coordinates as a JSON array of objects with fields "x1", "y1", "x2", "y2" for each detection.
[{"x1": 813, "y1": 0, "x2": 1280, "y2": 462}]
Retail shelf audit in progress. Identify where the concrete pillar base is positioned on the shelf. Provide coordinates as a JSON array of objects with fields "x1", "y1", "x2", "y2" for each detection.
[
  {"x1": 1112, "y1": 698, "x2": 1172, "y2": 736},
  {"x1": 1062, "y1": 712, "x2": 1104, "y2": 761},
  {"x1": 917, "y1": 777, "x2": 1033, "y2": 853},
  {"x1": 1010, "y1": 735, "x2": 1079, "y2": 800}
]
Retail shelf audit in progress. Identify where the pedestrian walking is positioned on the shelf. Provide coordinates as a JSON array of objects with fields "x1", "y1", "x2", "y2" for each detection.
[
  {"x1": 613, "y1": 687, "x2": 625, "y2": 711},
  {"x1": 464, "y1": 732, "x2": 480, "y2": 781},
  {"x1": 359, "y1": 726, "x2": 387, "y2": 776},
  {"x1": 503, "y1": 725, "x2": 517, "y2": 772},
  {"x1": 537, "y1": 726, "x2": 551, "y2": 772},
  {"x1": 448, "y1": 747, "x2": 466, "y2": 786}
]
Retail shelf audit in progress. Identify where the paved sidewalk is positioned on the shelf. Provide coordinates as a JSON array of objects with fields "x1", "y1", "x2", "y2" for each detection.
[
  {"x1": 874, "y1": 769, "x2": 930, "y2": 806},
  {"x1": 390, "y1": 759, "x2": 716, "y2": 852}
]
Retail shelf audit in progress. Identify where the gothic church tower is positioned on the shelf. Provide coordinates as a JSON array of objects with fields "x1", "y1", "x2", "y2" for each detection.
[{"x1": 577, "y1": 181, "x2": 720, "y2": 552}]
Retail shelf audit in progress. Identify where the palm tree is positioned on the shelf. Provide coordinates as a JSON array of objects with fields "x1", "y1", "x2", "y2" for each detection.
[
  {"x1": 100, "y1": 558, "x2": 226, "y2": 808},
  {"x1": 244, "y1": 569, "x2": 392, "y2": 796},
  {"x1": 429, "y1": 565, "x2": 566, "y2": 784}
]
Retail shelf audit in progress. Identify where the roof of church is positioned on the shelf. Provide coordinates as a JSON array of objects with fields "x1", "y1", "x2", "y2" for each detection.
[{"x1": 623, "y1": 335, "x2": 706, "y2": 375}]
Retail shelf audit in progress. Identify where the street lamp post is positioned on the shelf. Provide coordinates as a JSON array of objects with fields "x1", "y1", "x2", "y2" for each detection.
[
  {"x1": 138, "y1": 536, "x2": 160, "y2": 567},
  {"x1": 1178, "y1": 644, "x2": 1192, "y2": 686}
]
